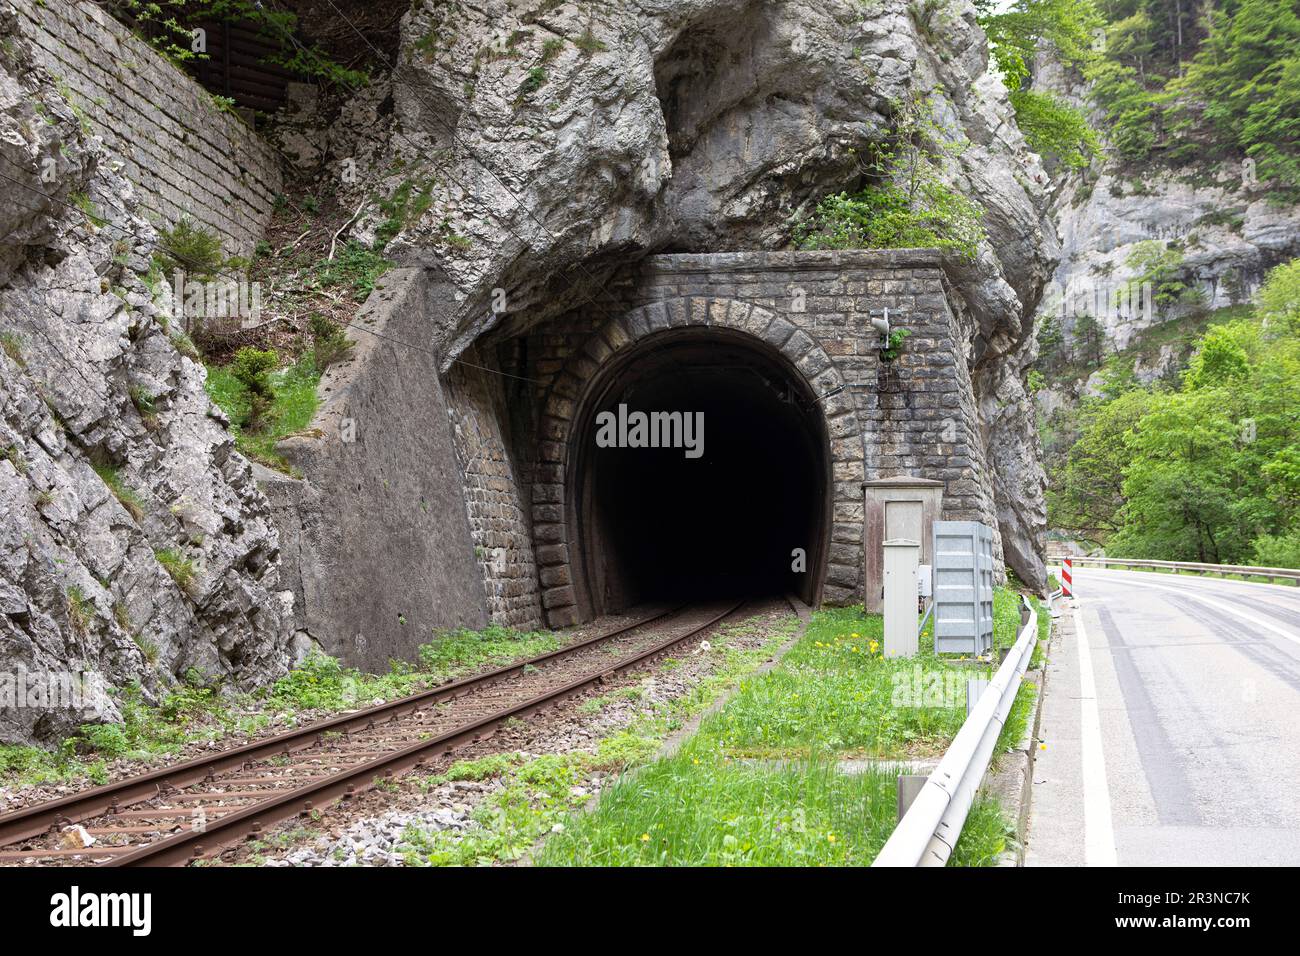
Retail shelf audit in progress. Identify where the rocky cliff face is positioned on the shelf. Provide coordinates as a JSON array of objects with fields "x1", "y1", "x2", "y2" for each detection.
[
  {"x1": 1034, "y1": 56, "x2": 1300, "y2": 387},
  {"x1": 328, "y1": 0, "x2": 1058, "y2": 589},
  {"x1": 0, "y1": 8, "x2": 290, "y2": 746},
  {"x1": 1051, "y1": 165, "x2": 1300, "y2": 345},
  {"x1": 0, "y1": 0, "x2": 1061, "y2": 748}
]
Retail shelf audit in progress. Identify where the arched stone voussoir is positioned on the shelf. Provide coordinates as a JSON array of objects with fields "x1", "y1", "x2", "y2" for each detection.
[{"x1": 532, "y1": 295, "x2": 858, "y2": 626}]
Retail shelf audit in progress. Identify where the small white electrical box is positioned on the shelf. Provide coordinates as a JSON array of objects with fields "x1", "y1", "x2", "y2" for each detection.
[{"x1": 917, "y1": 564, "x2": 932, "y2": 598}]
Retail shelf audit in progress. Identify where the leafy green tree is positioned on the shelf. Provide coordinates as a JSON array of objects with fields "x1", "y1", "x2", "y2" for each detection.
[
  {"x1": 1111, "y1": 389, "x2": 1244, "y2": 561},
  {"x1": 1089, "y1": 0, "x2": 1300, "y2": 192},
  {"x1": 1008, "y1": 89, "x2": 1102, "y2": 169},
  {"x1": 1050, "y1": 287, "x2": 1300, "y2": 566},
  {"x1": 1184, "y1": 324, "x2": 1251, "y2": 389},
  {"x1": 1049, "y1": 388, "x2": 1154, "y2": 540},
  {"x1": 977, "y1": 0, "x2": 1104, "y2": 168},
  {"x1": 1257, "y1": 258, "x2": 1300, "y2": 330},
  {"x1": 1126, "y1": 240, "x2": 1195, "y2": 306},
  {"x1": 1175, "y1": 0, "x2": 1300, "y2": 178}
]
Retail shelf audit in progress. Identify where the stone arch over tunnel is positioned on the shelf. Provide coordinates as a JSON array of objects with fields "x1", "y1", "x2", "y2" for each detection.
[{"x1": 531, "y1": 297, "x2": 864, "y2": 627}]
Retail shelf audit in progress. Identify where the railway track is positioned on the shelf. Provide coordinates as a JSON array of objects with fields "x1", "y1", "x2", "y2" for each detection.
[{"x1": 0, "y1": 599, "x2": 751, "y2": 867}]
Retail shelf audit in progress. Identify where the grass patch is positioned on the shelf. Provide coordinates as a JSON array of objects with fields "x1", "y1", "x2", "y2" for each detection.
[
  {"x1": 416, "y1": 624, "x2": 562, "y2": 675},
  {"x1": 313, "y1": 242, "x2": 392, "y2": 301},
  {"x1": 398, "y1": 613, "x2": 801, "y2": 866},
  {"x1": 204, "y1": 355, "x2": 321, "y2": 472},
  {"x1": 534, "y1": 592, "x2": 1034, "y2": 867},
  {"x1": 537, "y1": 749, "x2": 1009, "y2": 867},
  {"x1": 66, "y1": 585, "x2": 93, "y2": 634},
  {"x1": 1, "y1": 331, "x2": 25, "y2": 367},
  {"x1": 92, "y1": 462, "x2": 145, "y2": 521},
  {"x1": 154, "y1": 548, "x2": 199, "y2": 596},
  {"x1": 706, "y1": 597, "x2": 1024, "y2": 760}
]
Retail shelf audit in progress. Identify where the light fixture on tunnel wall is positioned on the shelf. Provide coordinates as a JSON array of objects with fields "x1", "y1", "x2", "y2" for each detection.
[{"x1": 869, "y1": 308, "x2": 892, "y2": 349}]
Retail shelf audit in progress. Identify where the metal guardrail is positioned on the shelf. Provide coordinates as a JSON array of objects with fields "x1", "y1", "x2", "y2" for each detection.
[
  {"x1": 873, "y1": 595, "x2": 1039, "y2": 867},
  {"x1": 1048, "y1": 555, "x2": 1300, "y2": 585}
]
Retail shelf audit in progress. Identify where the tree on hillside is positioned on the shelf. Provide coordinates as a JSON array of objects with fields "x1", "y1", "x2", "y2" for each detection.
[
  {"x1": 1088, "y1": 0, "x2": 1300, "y2": 191},
  {"x1": 1257, "y1": 258, "x2": 1300, "y2": 330},
  {"x1": 1072, "y1": 311, "x2": 1107, "y2": 367},
  {"x1": 1052, "y1": 296, "x2": 1300, "y2": 565},
  {"x1": 1049, "y1": 388, "x2": 1153, "y2": 541},
  {"x1": 1174, "y1": 0, "x2": 1300, "y2": 187}
]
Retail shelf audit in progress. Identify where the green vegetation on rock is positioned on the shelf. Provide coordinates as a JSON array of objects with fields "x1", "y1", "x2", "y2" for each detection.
[
  {"x1": 977, "y1": 0, "x2": 1103, "y2": 170},
  {"x1": 1089, "y1": 0, "x2": 1300, "y2": 195},
  {"x1": 204, "y1": 352, "x2": 321, "y2": 472},
  {"x1": 1049, "y1": 259, "x2": 1300, "y2": 564},
  {"x1": 796, "y1": 96, "x2": 985, "y2": 259}
]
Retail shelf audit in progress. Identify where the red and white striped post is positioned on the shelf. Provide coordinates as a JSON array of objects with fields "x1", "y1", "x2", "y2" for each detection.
[{"x1": 1061, "y1": 557, "x2": 1073, "y2": 598}]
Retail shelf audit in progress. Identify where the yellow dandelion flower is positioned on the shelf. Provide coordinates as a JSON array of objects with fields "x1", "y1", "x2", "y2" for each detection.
[
  {"x1": 640, "y1": 833, "x2": 650, "y2": 842},
  {"x1": 827, "y1": 833, "x2": 837, "y2": 843}
]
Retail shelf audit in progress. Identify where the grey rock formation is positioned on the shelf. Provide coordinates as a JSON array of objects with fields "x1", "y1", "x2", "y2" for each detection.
[
  {"x1": 1050, "y1": 166, "x2": 1300, "y2": 347},
  {"x1": 335, "y1": 0, "x2": 1057, "y2": 589},
  {"x1": 0, "y1": 8, "x2": 290, "y2": 746},
  {"x1": 1034, "y1": 49, "x2": 1300, "y2": 359}
]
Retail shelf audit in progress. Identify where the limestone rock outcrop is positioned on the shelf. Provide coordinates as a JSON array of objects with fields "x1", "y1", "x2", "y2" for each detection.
[{"x1": 0, "y1": 7, "x2": 290, "y2": 746}]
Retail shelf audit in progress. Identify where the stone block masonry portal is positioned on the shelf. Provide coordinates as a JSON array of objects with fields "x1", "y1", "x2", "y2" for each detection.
[
  {"x1": 513, "y1": 250, "x2": 1000, "y2": 628},
  {"x1": 263, "y1": 249, "x2": 1002, "y2": 665}
]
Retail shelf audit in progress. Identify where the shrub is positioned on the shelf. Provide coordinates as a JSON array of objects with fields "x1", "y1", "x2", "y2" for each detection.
[
  {"x1": 230, "y1": 347, "x2": 279, "y2": 398},
  {"x1": 155, "y1": 548, "x2": 199, "y2": 597},
  {"x1": 1252, "y1": 530, "x2": 1300, "y2": 568},
  {"x1": 1257, "y1": 259, "x2": 1300, "y2": 331},
  {"x1": 310, "y1": 314, "x2": 355, "y2": 369},
  {"x1": 157, "y1": 217, "x2": 226, "y2": 280}
]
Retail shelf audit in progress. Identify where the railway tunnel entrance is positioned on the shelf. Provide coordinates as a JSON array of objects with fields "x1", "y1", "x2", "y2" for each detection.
[{"x1": 566, "y1": 328, "x2": 831, "y2": 619}]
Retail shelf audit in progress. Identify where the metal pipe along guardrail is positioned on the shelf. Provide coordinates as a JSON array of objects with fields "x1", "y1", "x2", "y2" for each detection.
[
  {"x1": 873, "y1": 595, "x2": 1039, "y2": 867},
  {"x1": 1046, "y1": 555, "x2": 1300, "y2": 585}
]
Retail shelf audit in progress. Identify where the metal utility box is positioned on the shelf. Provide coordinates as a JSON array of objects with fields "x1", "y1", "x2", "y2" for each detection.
[
  {"x1": 883, "y1": 538, "x2": 920, "y2": 658},
  {"x1": 931, "y1": 521, "x2": 994, "y2": 656},
  {"x1": 862, "y1": 477, "x2": 944, "y2": 612}
]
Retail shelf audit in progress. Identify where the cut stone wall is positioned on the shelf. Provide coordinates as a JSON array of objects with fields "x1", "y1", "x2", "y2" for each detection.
[
  {"x1": 13, "y1": 0, "x2": 281, "y2": 255},
  {"x1": 257, "y1": 251, "x2": 1002, "y2": 656},
  {"x1": 444, "y1": 347, "x2": 543, "y2": 630},
  {"x1": 514, "y1": 249, "x2": 1000, "y2": 625}
]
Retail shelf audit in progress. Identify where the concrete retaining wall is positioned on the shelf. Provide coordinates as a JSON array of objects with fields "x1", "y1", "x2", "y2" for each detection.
[{"x1": 266, "y1": 268, "x2": 488, "y2": 670}]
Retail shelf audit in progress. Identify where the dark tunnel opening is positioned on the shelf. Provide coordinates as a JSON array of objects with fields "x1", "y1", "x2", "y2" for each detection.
[{"x1": 568, "y1": 329, "x2": 830, "y2": 618}]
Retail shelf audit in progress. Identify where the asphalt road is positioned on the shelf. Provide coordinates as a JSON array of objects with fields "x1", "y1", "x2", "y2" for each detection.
[{"x1": 1025, "y1": 567, "x2": 1300, "y2": 866}]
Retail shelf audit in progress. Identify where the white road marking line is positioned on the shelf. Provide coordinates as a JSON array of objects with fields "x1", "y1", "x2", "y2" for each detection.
[
  {"x1": 1075, "y1": 604, "x2": 1118, "y2": 867},
  {"x1": 1133, "y1": 581, "x2": 1300, "y2": 649}
]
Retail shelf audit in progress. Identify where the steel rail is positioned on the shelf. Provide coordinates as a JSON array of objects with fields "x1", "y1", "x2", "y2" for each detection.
[
  {"x1": 0, "y1": 603, "x2": 687, "y2": 848},
  {"x1": 873, "y1": 595, "x2": 1039, "y2": 867},
  {"x1": 102, "y1": 599, "x2": 746, "y2": 866}
]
